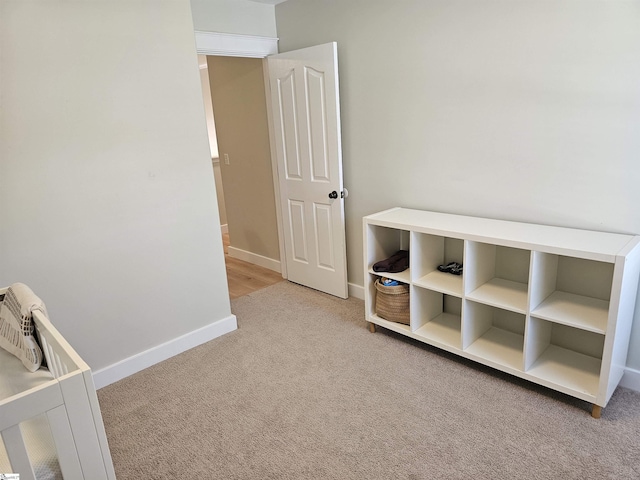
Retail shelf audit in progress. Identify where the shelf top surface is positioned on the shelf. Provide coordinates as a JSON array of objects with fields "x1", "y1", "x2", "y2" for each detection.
[{"x1": 365, "y1": 208, "x2": 638, "y2": 260}]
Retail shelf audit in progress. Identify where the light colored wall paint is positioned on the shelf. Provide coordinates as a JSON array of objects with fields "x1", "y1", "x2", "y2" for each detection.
[
  {"x1": 191, "y1": 0, "x2": 277, "y2": 37},
  {"x1": 212, "y1": 161, "x2": 229, "y2": 227},
  {"x1": 0, "y1": 0, "x2": 232, "y2": 372},
  {"x1": 199, "y1": 55, "x2": 220, "y2": 159},
  {"x1": 207, "y1": 56, "x2": 280, "y2": 262},
  {"x1": 275, "y1": 0, "x2": 640, "y2": 368},
  {"x1": 198, "y1": 55, "x2": 228, "y2": 227}
]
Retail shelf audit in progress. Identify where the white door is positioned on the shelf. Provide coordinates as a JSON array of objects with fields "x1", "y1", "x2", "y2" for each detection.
[{"x1": 267, "y1": 42, "x2": 348, "y2": 299}]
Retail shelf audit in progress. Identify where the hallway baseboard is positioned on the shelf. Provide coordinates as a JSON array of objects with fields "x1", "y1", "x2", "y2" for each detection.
[{"x1": 228, "y1": 246, "x2": 281, "y2": 273}]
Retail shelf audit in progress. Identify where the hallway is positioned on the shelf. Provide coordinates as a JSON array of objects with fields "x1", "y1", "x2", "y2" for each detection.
[{"x1": 223, "y1": 233, "x2": 284, "y2": 299}]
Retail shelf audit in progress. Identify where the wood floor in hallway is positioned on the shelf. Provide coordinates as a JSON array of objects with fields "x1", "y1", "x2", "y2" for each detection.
[{"x1": 223, "y1": 233, "x2": 284, "y2": 299}]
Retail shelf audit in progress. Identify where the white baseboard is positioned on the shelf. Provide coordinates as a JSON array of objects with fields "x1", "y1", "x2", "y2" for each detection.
[
  {"x1": 90, "y1": 303, "x2": 640, "y2": 396},
  {"x1": 221, "y1": 224, "x2": 228, "y2": 234},
  {"x1": 621, "y1": 367, "x2": 640, "y2": 392},
  {"x1": 228, "y1": 246, "x2": 281, "y2": 273},
  {"x1": 349, "y1": 282, "x2": 365, "y2": 300},
  {"x1": 93, "y1": 315, "x2": 237, "y2": 389}
]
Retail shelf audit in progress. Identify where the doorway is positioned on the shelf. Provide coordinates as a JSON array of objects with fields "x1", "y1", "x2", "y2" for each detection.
[
  {"x1": 195, "y1": 33, "x2": 349, "y2": 299},
  {"x1": 198, "y1": 55, "x2": 284, "y2": 299}
]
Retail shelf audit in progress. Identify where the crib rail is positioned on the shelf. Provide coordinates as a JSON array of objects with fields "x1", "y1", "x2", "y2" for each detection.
[
  {"x1": 0, "y1": 382, "x2": 62, "y2": 431},
  {"x1": 0, "y1": 299, "x2": 116, "y2": 479},
  {"x1": 0, "y1": 370, "x2": 82, "y2": 479}
]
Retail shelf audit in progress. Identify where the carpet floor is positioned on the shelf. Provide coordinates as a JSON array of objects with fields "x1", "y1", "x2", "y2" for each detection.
[{"x1": 97, "y1": 281, "x2": 640, "y2": 479}]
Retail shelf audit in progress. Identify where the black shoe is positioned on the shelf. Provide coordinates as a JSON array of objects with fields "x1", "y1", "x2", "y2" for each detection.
[{"x1": 437, "y1": 262, "x2": 463, "y2": 275}]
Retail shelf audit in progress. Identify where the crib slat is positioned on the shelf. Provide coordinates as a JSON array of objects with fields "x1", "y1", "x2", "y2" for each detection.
[
  {"x1": 40, "y1": 335, "x2": 58, "y2": 377},
  {"x1": 33, "y1": 310, "x2": 86, "y2": 372},
  {"x1": 1, "y1": 424, "x2": 37, "y2": 480},
  {"x1": 47, "y1": 404, "x2": 84, "y2": 480},
  {"x1": 40, "y1": 334, "x2": 51, "y2": 370},
  {"x1": 47, "y1": 344, "x2": 57, "y2": 377},
  {"x1": 53, "y1": 352, "x2": 64, "y2": 378}
]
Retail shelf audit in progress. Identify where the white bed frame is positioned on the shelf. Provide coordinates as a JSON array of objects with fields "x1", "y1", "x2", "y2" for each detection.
[{"x1": 0, "y1": 287, "x2": 116, "y2": 480}]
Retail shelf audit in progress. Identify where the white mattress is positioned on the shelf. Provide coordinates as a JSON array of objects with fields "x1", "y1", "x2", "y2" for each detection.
[{"x1": 0, "y1": 348, "x2": 62, "y2": 479}]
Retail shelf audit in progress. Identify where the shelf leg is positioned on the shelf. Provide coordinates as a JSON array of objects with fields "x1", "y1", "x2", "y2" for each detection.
[
  {"x1": 369, "y1": 322, "x2": 376, "y2": 333},
  {"x1": 591, "y1": 405, "x2": 602, "y2": 419}
]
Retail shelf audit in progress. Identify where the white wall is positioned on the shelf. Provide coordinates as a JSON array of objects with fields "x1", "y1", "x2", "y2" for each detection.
[
  {"x1": 275, "y1": 1, "x2": 640, "y2": 369},
  {"x1": 199, "y1": 55, "x2": 220, "y2": 160},
  {"x1": 191, "y1": 0, "x2": 277, "y2": 37},
  {"x1": 0, "y1": 0, "x2": 234, "y2": 377},
  {"x1": 198, "y1": 55, "x2": 228, "y2": 227},
  {"x1": 207, "y1": 56, "x2": 281, "y2": 263}
]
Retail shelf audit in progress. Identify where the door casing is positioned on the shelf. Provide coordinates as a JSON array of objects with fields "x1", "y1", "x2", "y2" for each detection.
[{"x1": 195, "y1": 32, "x2": 349, "y2": 296}]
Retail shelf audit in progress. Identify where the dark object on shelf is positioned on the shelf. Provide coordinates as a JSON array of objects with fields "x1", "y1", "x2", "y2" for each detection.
[
  {"x1": 373, "y1": 250, "x2": 409, "y2": 273},
  {"x1": 375, "y1": 278, "x2": 410, "y2": 325},
  {"x1": 437, "y1": 262, "x2": 463, "y2": 275}
]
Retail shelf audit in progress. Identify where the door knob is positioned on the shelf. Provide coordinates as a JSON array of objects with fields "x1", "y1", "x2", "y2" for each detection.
[{"x1": 328, "y1": 191, "x2": 338, "y2": 199}]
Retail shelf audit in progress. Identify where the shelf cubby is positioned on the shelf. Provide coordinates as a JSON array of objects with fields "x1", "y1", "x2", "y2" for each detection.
[
  {"x1": 365, "y1": 224, "x2": 410, "y2": 284},
  {"x1": 463, "y1": 301, "x2": 525, "y2": 371},
  {"x1": 412, "y1": 287, "x2": 461, "y2": 350},
  {"x1": 363, "y1": 208, "x2": 640, "y2": 415},
  {"x1": 525, "y1": 317, "x2": 604, "y2": 399},
  {"x1": 530, "y1": 253, "x2": 613, "y2": 333},
  {"x1": 368, "y1": 312, "x2": 413, "y2": 337},
  {"x1": 465, "y1": 242, "x2": 530, "y2": 313},
  {"x1": 411, "y1": 233, "x2": 464, "y2": 297}
]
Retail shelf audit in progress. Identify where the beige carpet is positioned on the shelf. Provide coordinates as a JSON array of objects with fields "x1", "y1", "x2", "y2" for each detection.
[{"x1": 98, "y1": 281, "x2": 640, "y2": 479}]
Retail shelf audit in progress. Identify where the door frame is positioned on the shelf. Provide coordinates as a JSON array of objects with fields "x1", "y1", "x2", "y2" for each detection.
[{"x1": 195, "y1": 31, "x2": 288, "y2": 278}]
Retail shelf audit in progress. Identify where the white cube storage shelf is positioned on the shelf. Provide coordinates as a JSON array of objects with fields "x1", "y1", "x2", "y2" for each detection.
[{"x1": 364, "y1": 208, "x2": 640, "y2": 417}]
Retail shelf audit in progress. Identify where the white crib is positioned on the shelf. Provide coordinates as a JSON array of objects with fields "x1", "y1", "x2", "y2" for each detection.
[{"x1": 0, "y1": 286, "x2": 116, "y2": 480}]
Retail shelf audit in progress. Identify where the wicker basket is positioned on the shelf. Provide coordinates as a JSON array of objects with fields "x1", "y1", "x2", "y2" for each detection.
[{"x1": 374, "y1": 279, "x2": 410, "y2": 325}]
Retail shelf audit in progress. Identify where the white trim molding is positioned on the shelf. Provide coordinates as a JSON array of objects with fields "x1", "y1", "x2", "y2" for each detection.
[
  {"x1": 621, "y1": 367, "x2": 640, "y2": 393},
  {"x1": 195, "y1": 31, "x2": 278, "y2": 58},
  {"x1": 262, "y1": 60, "x2": 288, "y2": 280},
  {"x1": 228, "y1": 246, "x2": 281, "y2": 273},
  {"x1": 348, "y1": 282, "x2": 365, "y2": 300},
  {"x1": 93, "y1": 315, "x2": 237, "y2": 389}
]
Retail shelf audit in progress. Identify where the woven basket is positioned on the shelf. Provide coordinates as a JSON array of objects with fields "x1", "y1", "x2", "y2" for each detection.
[{"x1": 374, "y1": 279, "x2": 410, "y2": 325}]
